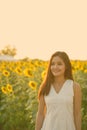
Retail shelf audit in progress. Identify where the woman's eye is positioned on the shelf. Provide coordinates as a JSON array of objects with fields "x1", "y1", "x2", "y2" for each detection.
[
  {"x1": 51, "y1": 62, "x2": 62, "y2": 66},
  {"x1": 51, "y1": 63, "x2": 55, "y2": 65},
  {"x1": 57, "y1": 63, "x2": 62, "y2": 65}
]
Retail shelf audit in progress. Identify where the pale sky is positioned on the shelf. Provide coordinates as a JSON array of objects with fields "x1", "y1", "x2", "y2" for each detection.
[{"x1": 0, "y1": 0, "x2": 87, "y2": 60}]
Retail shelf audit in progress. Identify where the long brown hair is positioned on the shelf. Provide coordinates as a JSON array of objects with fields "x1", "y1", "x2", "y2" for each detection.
[{"x1": 38, "y1": 51, "x2": 73, "y2": 99}]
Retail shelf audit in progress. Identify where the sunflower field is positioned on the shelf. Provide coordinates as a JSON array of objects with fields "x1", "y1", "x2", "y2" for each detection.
[{"x1": 0, "y1": 59, "x2": 87, "y2": 130}]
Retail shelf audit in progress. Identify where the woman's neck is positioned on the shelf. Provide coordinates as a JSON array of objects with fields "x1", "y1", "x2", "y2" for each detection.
[{"x1": 54, "y1": 76, "x2": 66, "y2": 84}]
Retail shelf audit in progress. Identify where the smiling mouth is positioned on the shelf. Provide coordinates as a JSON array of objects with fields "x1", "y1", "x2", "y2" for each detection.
[
  {"x1": 52, "y1": 70, "x2": 61, "y2": 74},
  {"x1": 53, "y1": 69, "x2": 61, "y2": 72}
]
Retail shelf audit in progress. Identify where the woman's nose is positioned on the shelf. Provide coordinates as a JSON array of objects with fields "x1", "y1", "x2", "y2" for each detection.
[{"x1": 54, "y1": 64, "x2": 58, "y2": 68}]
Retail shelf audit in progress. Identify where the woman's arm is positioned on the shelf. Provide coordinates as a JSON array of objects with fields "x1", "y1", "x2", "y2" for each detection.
[
  {"x1": 73, "y1": 82, "x2": 82, "y2": 130},
  {"x1": 35, "y1": 95, "x2": 46, "y2": 130}
]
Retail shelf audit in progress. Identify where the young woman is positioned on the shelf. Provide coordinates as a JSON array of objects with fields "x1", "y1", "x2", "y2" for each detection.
[{"x1": 35, "y1": 51, "x2": 82, "y2": 130}]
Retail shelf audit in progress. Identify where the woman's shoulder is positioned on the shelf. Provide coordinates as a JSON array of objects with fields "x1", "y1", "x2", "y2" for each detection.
[
  {"x1": 73, "y1": 81, "x2": 80, "y2": 88},
  {"x1": 73, "y1": 81, "x2": 81, "y2": 94}
]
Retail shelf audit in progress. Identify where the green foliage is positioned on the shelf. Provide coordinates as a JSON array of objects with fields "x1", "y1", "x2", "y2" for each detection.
[
  {"x1": 0, "y1": 60, "x2": 87, "y2": 130},
  {"x1": 73, "y1": 70, "x2": 87, "y2": 130}
]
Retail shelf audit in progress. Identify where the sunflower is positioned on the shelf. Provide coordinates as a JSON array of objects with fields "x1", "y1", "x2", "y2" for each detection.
[
  {"x1": 6, "y1": 84, "x2": 13, "y2": 93},
  {"x1": 84, "y1": 69, "x2": 87, "y2": 73},
  {"x1": 1, "y1": 86, "x2": 8, "y2": 94},
  {"x1": 41, "y1": 70, "x2": 47, "y2": 80},
  {"x1": 15, "y1": 67, "x2": 22, "y2": 75},
  {"x1": 2, "y1": 70, "x2": 10, "y2": 77},
  {"x1": 28, "y1": 81, "x2": 37, "y2": 90},
  {"x1": 24, "y1": 68, "x2": 33, "y2": 77}
]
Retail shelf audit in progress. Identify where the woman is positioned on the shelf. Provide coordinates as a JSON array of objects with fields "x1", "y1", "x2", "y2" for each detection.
[{"x1": 35, "y1": 51, "x2": 82, "y2": 130}]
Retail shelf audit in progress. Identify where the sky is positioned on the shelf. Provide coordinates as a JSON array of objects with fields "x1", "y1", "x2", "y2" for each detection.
[{"x1": 0, "y1": 0, "x2": 87, "y2": 61}]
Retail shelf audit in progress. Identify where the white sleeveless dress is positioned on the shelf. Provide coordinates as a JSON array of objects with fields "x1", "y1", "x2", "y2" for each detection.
[{"x1": 41, "y1": 79, "x2": 76, "y2": 130}]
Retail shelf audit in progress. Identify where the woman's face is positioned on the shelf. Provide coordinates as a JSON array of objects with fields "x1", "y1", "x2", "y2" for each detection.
[{"x1": 50, "y1": 56, "x2": 66, "y2": 77}]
